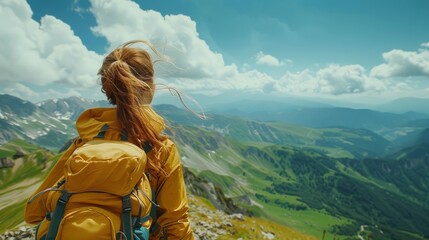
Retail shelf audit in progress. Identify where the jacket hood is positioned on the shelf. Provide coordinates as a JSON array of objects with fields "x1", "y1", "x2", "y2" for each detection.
[{"x1": 75, "y1": 106, "x2": 165, "y2": 142}]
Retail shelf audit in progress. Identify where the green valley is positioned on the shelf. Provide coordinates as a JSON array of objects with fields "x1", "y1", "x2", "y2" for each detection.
[{"x1": 1, "y1": 96, "x2": 429, "y2": 239}]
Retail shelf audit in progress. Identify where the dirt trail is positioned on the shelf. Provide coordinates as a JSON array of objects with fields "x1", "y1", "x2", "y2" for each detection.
[
  {"x1": 11, "y1": 158, "x2": 24, "y2": 174},
  {"x1": 357, "y1": 225, "x2": 368, "y2": 240},
  {"x1": 0, "y1": 178, "x2": 41, "y2": 210}
]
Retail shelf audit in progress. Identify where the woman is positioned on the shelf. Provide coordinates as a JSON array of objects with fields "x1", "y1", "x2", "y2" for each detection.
[{"x1": 25, "y1": 40, "x2": 194, "y2": 239}]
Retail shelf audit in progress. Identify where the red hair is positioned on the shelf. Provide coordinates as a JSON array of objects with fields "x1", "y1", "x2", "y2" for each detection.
[{"x1": 98, "y1": 40, "x2": 167, "y2": 155}]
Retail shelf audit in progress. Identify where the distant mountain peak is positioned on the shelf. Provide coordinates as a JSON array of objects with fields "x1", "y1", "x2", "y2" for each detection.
[
  {"x1": 377, "y1": 97, "x2": 429, "y2": 115},
  {"x1": 0, "y1": 94, "x2": 37, "y2": 117},
  {"x1": 37, "y1": 96, "x2": 110, "y2": 121}
]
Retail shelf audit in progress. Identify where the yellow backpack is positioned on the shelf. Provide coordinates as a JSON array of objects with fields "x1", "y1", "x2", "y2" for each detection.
[{"x1": 29, "y1": 124, "x2": 156, "y2": 240}]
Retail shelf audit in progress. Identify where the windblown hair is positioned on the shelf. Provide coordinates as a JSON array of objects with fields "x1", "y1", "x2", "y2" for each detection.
[{"x1": 98, "y1": 40, "x2": 167, "y2": 154}]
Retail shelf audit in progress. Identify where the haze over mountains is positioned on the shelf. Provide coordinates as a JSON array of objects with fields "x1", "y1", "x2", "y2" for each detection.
[
  {"x1": 1, "y1": 93, "x2": 429, "y2": 239},
  {"x1": 15, "y1": 92, "x2": 429, "y2": 152}
]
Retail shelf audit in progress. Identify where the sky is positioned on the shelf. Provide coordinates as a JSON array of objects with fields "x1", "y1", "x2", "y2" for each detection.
[{"x1": 1, "y1": 0, "x2": 429, "y2": 106}]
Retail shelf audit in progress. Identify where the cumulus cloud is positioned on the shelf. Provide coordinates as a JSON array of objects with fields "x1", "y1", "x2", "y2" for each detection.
[
  {"x1": 3, "y1": 0, "x2": 426, "y2": 102},
  {"x1": 370, "y1": 47, "x2": 429, "y2": 78},
  {"x1": 89, "y1": 0, "x2": 275, "y2": 93},
  {"x1": 3, "y1": 83, "x2": 86, "y2": 102},
  {"x1": 316, "y1": 64, "x2": 368, "y2": 94},
  {"x1": 4, "y1": 83, "x2": 37, "y2": 99},
  {"x1": 160, "y1": 66, "x2": 274, "y2": 94},
  {"x1": 0, "y1": 0, "x2": 102, "y2": 87},
  {"x1": 277, "y1": 64, "x2": 387, "y2": 95},
  {"x1": 90, "y1": 0, "x2": 230, "y2": 80},
  {"x1": 256, "y1": 51, "x2": 291, "y2": 67}
]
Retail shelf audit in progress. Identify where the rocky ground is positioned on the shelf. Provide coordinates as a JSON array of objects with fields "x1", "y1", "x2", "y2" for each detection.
[
  {"x1": 188, "y1": 195, "x2": 277, "y2": 240},
  {"x1": 0, "y1": 226, "x2": 34, "y2": 240}
]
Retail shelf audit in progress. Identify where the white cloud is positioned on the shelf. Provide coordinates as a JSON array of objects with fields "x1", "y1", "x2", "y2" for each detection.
[
  {"x1": 44, "y1": 88, "x2": 83, "y2": 100},
  {"x1": 157, "y1": 66, "x2": 275, "y2": 95},
  {"x1": 256, "y1": 51, "x2": 291, "y2": 67},
  {"x1": 256, "y1": 52, "x2": 282, "y2": 66},
  {"x1": 0, "y1": 0, "x2": 102, "y2": 87},
  {"x1": 4, "y1": 83, "x2": 37, "y2": 99},
  {"x1": 316, "y1": 64, "x2": 368, "y2": 94},
  {"x1": 72, "y1": 0, "x2": 89, "y2": 16},
  {"x1": 2, "y1": 0, "x2": 427, "y2": 103},
  {"x1": 277, "y1": 64, "x2": 387, "y2": 95},
  {"x1": 3, "y1": 83, "x2": 85, "y2": 102},
  {"x1": 89, "y1": 0, "x2": 275, "y2": 94},
  {"x1": 90, "y1": 0, "x2": 230, "y2": 80},
  {"x1": 370, "y1": 47, "x2": 429, "y2": 78}
]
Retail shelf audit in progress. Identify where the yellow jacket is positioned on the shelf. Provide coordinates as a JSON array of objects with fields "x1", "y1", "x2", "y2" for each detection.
[{"x1": 25, "y1": 107, "x2": 194, "y2": 240}]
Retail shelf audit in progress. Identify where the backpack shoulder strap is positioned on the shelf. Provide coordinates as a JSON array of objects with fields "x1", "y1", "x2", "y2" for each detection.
[
  {"x1": 122, "y1": 194, "x2": 133, "y2": 240},
  {"x1": 149, "y1": 186, "x2": 159, "y2": 233},
  {"x1": 95, "y1": 124, "x2": 153, "y2": 154},
  {"x1": 143, "y1": 141, "x2": 153, "y2": 153},
  {"x1": 45, "y1": 190, "x2": 71, "y2": 240},
  {"x1": 147, "y1": 172, "x2": 166, "y2": 239}
]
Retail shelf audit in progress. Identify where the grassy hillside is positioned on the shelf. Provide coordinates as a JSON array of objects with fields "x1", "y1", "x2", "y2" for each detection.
[
  {"x1": 0, "y1": 139, "x2": 59, "y2": 233},
  {"x1": 159, "y1": 105, "x2": 393, "y2": 159},
  {"x1": 1, "y1": 103, "x2": 428, "y2": 239},
  {"x1": 0, "y1": 139, "x2": 55, "y2": 187},
  {"x1": 0, "y1": 139, "x2": 317, "y2": 239},
  {"x1": 174, "y1": 125, "x2": 429, "y2": 240},
  {"x1": 188, "y1": 194, "x2": 317, "y2": 240}
]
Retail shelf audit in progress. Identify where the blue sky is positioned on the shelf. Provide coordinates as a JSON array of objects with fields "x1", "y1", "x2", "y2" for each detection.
[{"x1": 1, "y1": 0, "x2": 429, "y2": 105}]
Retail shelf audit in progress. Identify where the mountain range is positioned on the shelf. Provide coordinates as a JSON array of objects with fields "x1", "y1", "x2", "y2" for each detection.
[{"x1": 1, "y1": 93, "x2": 429, "y2": 239}]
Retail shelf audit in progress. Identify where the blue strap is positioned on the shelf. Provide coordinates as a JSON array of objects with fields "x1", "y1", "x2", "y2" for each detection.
[
  {"x1": 143, "y1": 142, "x2": 152, "y2": 153},
  {"x1": 94, "y1": 124, "x2": 152, "y2": 152},
  {"x1": 145, "y1": 173, "x2": 166, "y2": 239},
  {"x1": 121, "y1": 129, "x2": 128, "y2": 141},
  {"x1": 149, "y1": 187, "x2": 158, "y2": 234},
  {"x1": 139, "y1": 215, "x2": 150, "y2": 223},
  {"x1": 95, "y1": 124, "x2": 131, "y2": 142},
  {"x1": 122, "y1": 195, "x2": 133, "y2": 240},
  {"x1": 46, "y1": 190, "x2": 71, "y2": 240}
]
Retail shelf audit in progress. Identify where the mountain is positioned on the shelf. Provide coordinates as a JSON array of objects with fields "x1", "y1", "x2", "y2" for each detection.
[
  {"x1": 1, "y1": 95, "x2": 429, "y2": 239},
  {"x1": 0, "y1": 94, "x2": 76, "y2": 149},
  {"x1": 207, "y1": 98, "x2": 332, "y2": 114},
  {"x1": 0, "y1": 94, "x2": 37, "y2": 117},
  {"x1": 211, "y1": 104, "x2": 429, "y2": 150},
  {"x1": 152, "y1": 106, "x2": 429, "y2": 239},
  {"x1": 376, "y1": 97, "x2": 429, "y2": 115},
  {"x1": 0, "y1": 94, "x2": 112, "y2": 149},
  {"x1": 154, "y1": 91, "x2": 332, "y2": 111},
  {"x1": 216, "y1": 106, "x2": 426, "y2": 131},
  {"x1": 156, "y1": 104, "x2": 393, "y2": 159},
  {"x1": 416, "y1": 128, "x2": 429, "y2": 145},
  {"x1": 172, "y1": 125, "x2": 429, "y2": 239},
  {"x1": 1, "y1": 94, "x2": 397, "y2": 158},
  {"x1": 37, "y1": 96, "x2": 111, "y2": 121}
]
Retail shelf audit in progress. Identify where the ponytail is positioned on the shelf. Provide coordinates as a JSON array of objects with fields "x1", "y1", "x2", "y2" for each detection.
[{"x1": 99, "y1": 41, "x2": 167, "y2": 157}]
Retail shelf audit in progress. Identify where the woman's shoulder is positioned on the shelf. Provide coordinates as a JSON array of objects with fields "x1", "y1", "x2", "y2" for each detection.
[{"x1": 148, "y1": 138, "x2": 182, "y2": 175}]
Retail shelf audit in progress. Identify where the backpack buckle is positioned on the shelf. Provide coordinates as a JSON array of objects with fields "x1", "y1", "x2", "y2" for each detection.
[
  {"x1": 58, "y1": 190, "x2": 71, "y2": 204},
  {"x1": 122, "y1": 195, "x2": 132, "y2": 212}
]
